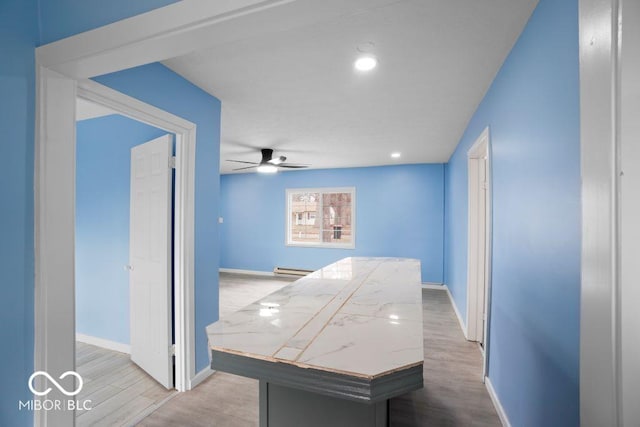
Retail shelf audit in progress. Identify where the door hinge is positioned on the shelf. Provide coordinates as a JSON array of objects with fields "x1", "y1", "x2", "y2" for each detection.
[
  {"x1": 171, "y1": 344, "x2": 176, "y2": 356},
  {"x1": 169, "y1": 156, "x2": 176, "y2": 169}
]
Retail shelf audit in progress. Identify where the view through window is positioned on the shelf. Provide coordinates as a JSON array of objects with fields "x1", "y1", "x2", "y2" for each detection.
[{"x1": 286, "y1": 188, "x2": 355, "y2": 248}]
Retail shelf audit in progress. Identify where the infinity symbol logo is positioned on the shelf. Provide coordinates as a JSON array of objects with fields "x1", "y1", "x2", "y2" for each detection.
[{"x1": 28, "y1": 371, "x2": 83, "y2": 397}]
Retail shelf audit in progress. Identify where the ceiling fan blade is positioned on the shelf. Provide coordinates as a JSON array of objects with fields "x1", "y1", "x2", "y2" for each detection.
[
  {"x1": 232, "y1": 165, "x2": 258, "y2": 171},
  {"x1": 280, "y1": 162, "x2": 310, "y2": 167},
  {"x1": 279, "y1": 165, "x2": 309, "y2": 169},
  {"x1": 227, "y1": 160, "x2": 258, "y2": 165}
]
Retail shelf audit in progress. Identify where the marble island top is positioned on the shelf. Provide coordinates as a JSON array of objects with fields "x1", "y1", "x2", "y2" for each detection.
[{"x1": 207, "y1": 257, "x2": 424, "y2": 380}]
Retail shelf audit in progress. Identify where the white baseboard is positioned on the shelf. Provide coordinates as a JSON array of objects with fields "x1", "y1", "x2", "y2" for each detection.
[
  {"x1": 189, "y1": 367, "x2": 214, "y2": 389},
  {"x1": 443, "y1": 285, "x2": 468, "y2": 338},
  {"x1": 485, "y1": 376, "x2": 512, "y2": 427},
  {"x1": 76, "y1": 333, "x2": 130, "y2": 354},
  {"x1": 422, "y1": 282, "x2": 445, "y2": 290},
  {"x1": 219, "y1": 268, "x2": 274, "y2": 277}
]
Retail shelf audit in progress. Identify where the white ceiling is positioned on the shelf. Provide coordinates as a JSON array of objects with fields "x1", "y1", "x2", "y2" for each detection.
[{"x1": 164, "y1": 0, "x2": 538, "y2": 174}]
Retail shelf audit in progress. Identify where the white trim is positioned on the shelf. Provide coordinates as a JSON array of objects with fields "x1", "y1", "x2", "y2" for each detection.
[
  {"x1": 76, "y1": 334, "x2": 130, "y2": 354},
  {"x1": 285, "y1": 187, "x2": 356, "y2": 249},
  {"x1": 422, "y1": 283, "x2": 445, "y2": 290},
  {"x1": 189, "y1": 367, "x2": 215, "y2": 389},
  {"x1": 619, "y1": 1, "x2": 640, "y2": 424},
  {"x1": 34, "y1": 68, "x2": 77, "y2": 427},
  {"x1": 466, "y1": 127, "x2": 491, "y2": 345},
  {"x1": 172, "y1": 126, "x2": 197, "y2": 394},
  {"x1": 444, "y1": 285, "x2": 468, "y2": 338},
  {"x1": 465, "y1": 127, "x2": 493, "y2": 379},
  {"x1": 76, "y1": 79, "x2": 194, "y2": 130},
  {"x1": 483, "y1": 132, "x2": 493, "y2": 380},
  {"x1": 35, "y1": 0, "x2": 296, "y2": 79},
  {"x1": 76, "y1": 80, "x2": 197, "y2": 393},
  {"x1": 579, "y1": 1, "x2": 621, "y2": 425},
  {"x1": 219, "y1": 268, "x2": 275, "y2": 277},
  {"x1": 35, "y1": 75, "x2": 197, "y2": 427},
  {"x1": 485, "y1": 376, "x2": 512, "y2": 427}
]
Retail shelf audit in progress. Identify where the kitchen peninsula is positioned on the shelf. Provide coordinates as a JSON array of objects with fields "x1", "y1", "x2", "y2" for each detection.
[{"x1": 206, "y1": 257, "x2": 424, "y2": 427}]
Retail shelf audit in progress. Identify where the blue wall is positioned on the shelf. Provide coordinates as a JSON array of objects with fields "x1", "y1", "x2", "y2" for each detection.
[
  {"x1": 443, "y1": 0, "x2": 580, "y2": 426},
  {"x1": 221, "y1": 164, "x2": 444, "y2": 283},
  {"x1": 0, "y1": 0, "x2": 37, "y2": 424},
  {"x1": 94, "y1": 64, "x2": 222, "y2": 372},
  {"x1": 0, "y1": 1, "x2": 213, "y2": 424},
  {"x1": 38, "y1": 0, "x2": 179, "y2": 45},
  {"x1": 1, "y1": 0, "x2": 582, "y2": 424},
  {"x1": 76, "y1": 114, "x2": 168, "y2": 345}
]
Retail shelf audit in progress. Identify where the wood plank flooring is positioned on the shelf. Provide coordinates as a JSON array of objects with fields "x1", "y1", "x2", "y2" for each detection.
[
  {"x1": 389, "y1": 290, "x2": 500, "y2": 426},
  {"x1": 138, "y1": 275, "x2": 501, "y2": 427},
  {"x1": 75, "y1": 342, "x2": 176, "y2": 427}
]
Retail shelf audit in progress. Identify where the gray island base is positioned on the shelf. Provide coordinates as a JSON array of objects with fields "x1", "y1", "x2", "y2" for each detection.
[{"x1": 207, "y1": 257, "x2": 424, "y2": 427}]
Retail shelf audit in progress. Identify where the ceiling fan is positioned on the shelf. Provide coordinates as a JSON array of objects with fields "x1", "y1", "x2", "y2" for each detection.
[{"x1": 227, "y1": 148, "x2": 309, "y2": 173}]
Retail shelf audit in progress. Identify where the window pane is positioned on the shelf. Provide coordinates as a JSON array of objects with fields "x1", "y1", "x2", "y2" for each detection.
[
  {"x1": 290, "y1": 192, "x2": 320, "y2": 243},
  {"x1": 321, "y1": 192, "x2": 352, "y2": 243}
]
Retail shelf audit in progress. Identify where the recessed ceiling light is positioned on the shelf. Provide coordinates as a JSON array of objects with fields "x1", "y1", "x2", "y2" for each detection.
[
  {"x1": 354, "y1": 56, "x2": 377, "y2": 72},
  {"x1": 391, "y1": 152, "x2": 401, "y2": 158},
  {"x1": 257, "y1": 164, "x2": 277, "y2": 173}
]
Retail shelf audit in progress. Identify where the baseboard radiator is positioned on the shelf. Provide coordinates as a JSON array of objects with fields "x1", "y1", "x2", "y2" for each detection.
[{"x1": 273, "y1": 267, "x2": 314, "y2": 277}]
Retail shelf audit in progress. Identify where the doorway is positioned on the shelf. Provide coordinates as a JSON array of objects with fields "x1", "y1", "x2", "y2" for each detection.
[
  {"x1": 75, "y1": 80, "x2": 196, "y2": 391},
  {"x1": 34, "y1": 73, "x2": 198, "y2": 426},
  {"x1": 466, "y1": 127, "x2": 492, "y2": 358},
  {"x1": 74, "y1": 108, "x2": 177, "y2": 424}
]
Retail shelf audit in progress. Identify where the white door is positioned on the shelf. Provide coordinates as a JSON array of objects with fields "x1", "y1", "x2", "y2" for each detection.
[{"x1": 129, "y1": 134, "x2": 174, "y2": 389}]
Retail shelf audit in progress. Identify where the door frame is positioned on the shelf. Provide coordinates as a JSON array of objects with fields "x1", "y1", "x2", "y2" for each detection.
[
  {"x1": 578, "y1": 0, "x2": 639, "y2": 425},
  {"x1": 79, "y1": 80, "x2": 197, "y2": 393},
  {"x1": 35, "y1": 73, "x2": 197, "y2": 427},
  {"x1": 466, "y1": 128, "x2": 492, "y2": 372}
]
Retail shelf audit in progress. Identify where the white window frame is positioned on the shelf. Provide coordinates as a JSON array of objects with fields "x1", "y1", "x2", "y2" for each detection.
[{"x1": 286, "y1": 187, "x2": 356, "y2": 249}]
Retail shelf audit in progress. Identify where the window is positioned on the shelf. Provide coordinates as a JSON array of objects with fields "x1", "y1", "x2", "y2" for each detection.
[{"x1": 286, "y1": 187, "x2": 355, "y2": 248}]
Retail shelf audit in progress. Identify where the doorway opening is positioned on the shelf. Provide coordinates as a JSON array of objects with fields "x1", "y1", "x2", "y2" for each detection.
[
  {"x1": 34, "y1": 73, "x2": 198, "y2": 426},
  {"x1": 74, "y1": 103, "x2": 178, "y2": 425},
  {"x1": 466, "y1": 127, "x2": 492, "y2": 369}
]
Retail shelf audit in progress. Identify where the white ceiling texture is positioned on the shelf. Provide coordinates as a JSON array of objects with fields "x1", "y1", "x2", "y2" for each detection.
[{"x1": 164, "y1": 0, "x2": 538, "y2": 174}]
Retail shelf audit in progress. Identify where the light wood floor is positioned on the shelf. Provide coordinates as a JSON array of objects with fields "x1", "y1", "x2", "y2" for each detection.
[
  {"x1": 137, "y1": 274, "x2": 501, "y2": 427},
  {"x1": 389, "y1": 290, "x2": 500, "y2": 426},
  {"x1": 75, "y1": 342, "x2": 176, "y2": 427}
]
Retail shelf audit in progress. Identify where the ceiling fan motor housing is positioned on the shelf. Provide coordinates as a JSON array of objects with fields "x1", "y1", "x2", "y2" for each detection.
[{"x1": 261, "y1": 148, "x2": 274, "y2": 164}]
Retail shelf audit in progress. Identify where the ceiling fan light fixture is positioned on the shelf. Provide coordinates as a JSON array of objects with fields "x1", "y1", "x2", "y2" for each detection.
[
  {"x1": 257, "y1": 164, "x2": 278, "y2": 173},
  {"x1": 270, "y1": 156, "x2": 286, "y2": 165},
  {"x1": 354, "y1": 55, "x2": 377, "y2": 72}
]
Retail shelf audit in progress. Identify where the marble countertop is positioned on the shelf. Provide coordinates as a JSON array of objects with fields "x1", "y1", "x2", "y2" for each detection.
[{"x1": 207, "y1": 257, "x2": 424, "y2": 379}]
